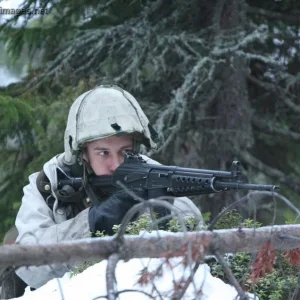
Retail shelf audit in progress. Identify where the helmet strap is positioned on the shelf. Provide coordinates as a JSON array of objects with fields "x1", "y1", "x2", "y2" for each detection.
[{"x1": 82, "y1": 160, "x2": 101, "y2": 205}]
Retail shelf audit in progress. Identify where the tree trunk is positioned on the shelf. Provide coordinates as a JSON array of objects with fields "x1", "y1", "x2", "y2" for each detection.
[{"x1": 200, "y1": 0, "x2": 254, "y2": 217}]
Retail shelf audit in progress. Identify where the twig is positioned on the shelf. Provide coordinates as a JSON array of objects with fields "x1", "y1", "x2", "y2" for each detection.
[
  {"x1": 172, "y1": 261, "x2": 202, "y2": 300},
  {"x1": 106, "y1": 253, "x2": 120, "y2": 300},
  {"x1": 15, "y1": 231, "x2": 66, "y2": 300},
  {"x1": 93, "y1": 288, "x2": 156, "y2": 300},
  {"x1": 214, "y1": 250, "x2": 249, "y2": 300},
  {"x1": 114, "y1": 197, "x2": 189, "y2": 242}
]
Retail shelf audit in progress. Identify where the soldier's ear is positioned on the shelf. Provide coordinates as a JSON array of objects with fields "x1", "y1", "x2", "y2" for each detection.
[{"x1": 82, "y1": 145, "x2": 89, "y2": 163}]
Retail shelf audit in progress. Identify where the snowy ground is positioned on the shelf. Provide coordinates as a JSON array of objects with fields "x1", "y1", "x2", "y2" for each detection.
[{"x1": 12, "y1": 258, "x2": 258, "y2": 300}]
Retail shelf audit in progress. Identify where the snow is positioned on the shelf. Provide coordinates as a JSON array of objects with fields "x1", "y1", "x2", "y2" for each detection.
[
  {"x1": 8, "y1": 231, "x2": 258, "y2": 299},
  {"x1": 12, "y1": 258, "x2": 258, "y2": 300},
  {"x1": 0, "y1": 66, "x2": 21, "y2": 86}
]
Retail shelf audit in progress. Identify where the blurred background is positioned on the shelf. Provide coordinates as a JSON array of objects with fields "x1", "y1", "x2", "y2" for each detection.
[{"x1": 0, "y1": 0, "x2": 299, "y2": 241}]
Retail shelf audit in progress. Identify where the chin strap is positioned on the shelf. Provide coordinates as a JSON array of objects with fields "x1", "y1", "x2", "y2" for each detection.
[{"x1": 82, "y1": 160, "x2": 102, "y2": 206}]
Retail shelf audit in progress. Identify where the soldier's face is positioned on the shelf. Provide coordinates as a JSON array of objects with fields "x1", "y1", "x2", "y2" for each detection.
[{"x1": 84, "y1": 135, "x2": 133, "y2": 175}]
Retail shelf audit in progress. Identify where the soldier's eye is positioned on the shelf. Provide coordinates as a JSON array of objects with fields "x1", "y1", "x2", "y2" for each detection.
[{"x1": 98, "y1": 150, "x2": 109, "y2": 156}]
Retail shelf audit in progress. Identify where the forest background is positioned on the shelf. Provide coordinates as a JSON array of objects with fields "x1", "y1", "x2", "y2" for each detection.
[{"x1": 0, "y1": 0, "x2": 300, "y2": 243}]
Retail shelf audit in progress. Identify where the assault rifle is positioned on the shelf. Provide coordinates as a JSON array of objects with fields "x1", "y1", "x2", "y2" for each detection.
[{"x1": 57, "y1": 153, "x2": 279, "y2": 199}]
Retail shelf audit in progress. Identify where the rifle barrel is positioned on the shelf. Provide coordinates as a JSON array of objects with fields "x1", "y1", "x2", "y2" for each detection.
[{"x1": 215, "y1": 181, "x2": 279, "y2": 191}]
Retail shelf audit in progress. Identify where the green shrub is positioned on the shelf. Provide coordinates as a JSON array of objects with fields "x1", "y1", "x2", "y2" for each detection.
[{"x1": 208, "y1": 210, "x2": 300, "y2": 300}]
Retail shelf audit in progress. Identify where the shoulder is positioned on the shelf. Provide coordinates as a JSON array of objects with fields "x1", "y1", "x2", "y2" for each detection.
[{"x1": 42, "y1": 153, "x2": 65, "y2": 187}]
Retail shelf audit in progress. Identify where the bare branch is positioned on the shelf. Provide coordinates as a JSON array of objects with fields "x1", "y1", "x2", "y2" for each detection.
[
  {"x1": 106, "y1": 253, "x2": 120, "y2": 300},
  {"x1": 172, "y1": 261, "x2": 202, "y2": 300},
  {"x1": 214, "y1": 250, "x2": 248, "y2": 300},
  {"x1": 93, "y1": 289, "x2": 156, "y2": 300},
  {"x1": 4, "y1": 224, "x2": 300, "y2": 269}
]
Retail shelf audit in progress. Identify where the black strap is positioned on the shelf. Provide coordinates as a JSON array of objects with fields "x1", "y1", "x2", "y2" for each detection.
[
  {"x1": 83, "y1": 161, "x2": 101, "y2": 206},
  {"x1": 36, "y1": 170, "x2": 52, "y2": 199},
  {"x1": 56, "y1": 188, "x2": 86, "y2": 203},
  {"x1": 36, "y1": 170, "x2": 56, "y2": 210},
  {"x1": 36, "y1": 169, "x2": 87, "y2": 212}
]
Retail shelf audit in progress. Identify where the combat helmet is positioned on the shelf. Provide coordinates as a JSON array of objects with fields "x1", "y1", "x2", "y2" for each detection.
[{"x1": 63, "y1": 85, "x2": 158, "y2": 165}]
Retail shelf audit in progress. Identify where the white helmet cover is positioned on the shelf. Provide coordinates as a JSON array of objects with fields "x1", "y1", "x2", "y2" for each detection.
[{"x1": 64, "y1": 85, "x2": 158, "y2": 165}]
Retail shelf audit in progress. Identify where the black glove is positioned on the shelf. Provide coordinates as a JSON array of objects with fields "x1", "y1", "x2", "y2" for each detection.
[{"x1": 88, "y1": 189, "x2": 146, "y2": 236}]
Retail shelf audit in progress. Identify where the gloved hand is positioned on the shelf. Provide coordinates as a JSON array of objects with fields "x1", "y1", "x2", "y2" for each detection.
[{"x1": 88, "y1": 189, "x2": 146, "y2": 236}]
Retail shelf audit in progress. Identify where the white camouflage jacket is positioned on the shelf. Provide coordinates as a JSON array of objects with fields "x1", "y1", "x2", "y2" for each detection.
[{"x1": 15, "y1": 153, "x2": 202, "y2": 289}]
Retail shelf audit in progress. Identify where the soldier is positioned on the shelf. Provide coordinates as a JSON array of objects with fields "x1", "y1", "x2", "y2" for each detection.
[{"x1": 1, "y1": 85, "x2": 202, "y2": 297}]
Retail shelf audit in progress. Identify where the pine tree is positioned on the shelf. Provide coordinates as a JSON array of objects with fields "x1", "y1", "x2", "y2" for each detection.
[{"x1": 0, "y1": 0, "x2": 300, "y2": 238}]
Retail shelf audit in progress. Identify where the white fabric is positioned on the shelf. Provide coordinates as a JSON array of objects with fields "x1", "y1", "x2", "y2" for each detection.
[
  {"x1": 15, "y1": 153, "x2": 202, "y2": 289},
  {"x1": 15, "y1": 154, "x2": 90, "y2": 289}
]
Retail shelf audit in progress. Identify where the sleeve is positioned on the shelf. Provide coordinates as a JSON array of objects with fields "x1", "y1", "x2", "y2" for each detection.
[
  {"x1": 15, "y1": 172, "x2": 90, "y2": 289},
  {"x1": 173, "y1": 197, "x2": 203, "y2": 225}
]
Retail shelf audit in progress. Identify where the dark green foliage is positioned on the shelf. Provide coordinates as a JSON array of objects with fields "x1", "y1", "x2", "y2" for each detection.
[
  {"x1": 213, "y1": 209, "x2": 243, "y2": 230},
  {"x1": 209, "y1": 252, "x2": 299, "y2": 300},
  {"x1": 70, "y1": 260, "x2": 100, "y2": 278},
  {"x1": 71, "y1": 214, "x2": 201, "y2": 277},
  {"x1": 0, "y1": 81, "x2": 90, "y2": 242},
  {"x1": 0, "y1": 0, "x2": 300, "y2": 241},
  {"x1": 208, "y1": 209, "x2": 300, "y2": 300},
  {"x1": 0, "y1": 3, "x2": 299, "y2": 298},
  {"x1": 112, "y1": 214, "x2": 201, "y2": 235}
]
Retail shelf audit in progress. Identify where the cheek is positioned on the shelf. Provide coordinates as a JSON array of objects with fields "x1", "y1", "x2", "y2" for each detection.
[
  {"x1": 88, "y1": 156, "x2": 107, "y2": 175},
  {"x1": 118, "y1": 153, "x2": 124, "y2": 163}
]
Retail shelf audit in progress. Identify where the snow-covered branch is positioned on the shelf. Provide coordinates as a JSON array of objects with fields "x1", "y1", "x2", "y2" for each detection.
[{"x1": 2, "y1": 225, "x2": 300, "y2": 269}]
